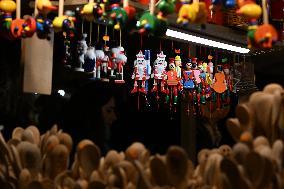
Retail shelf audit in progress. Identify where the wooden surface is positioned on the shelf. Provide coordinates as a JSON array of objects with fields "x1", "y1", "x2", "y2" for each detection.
[{"x1": 22, "y1": 34, "x2": 54, "y2": 95}]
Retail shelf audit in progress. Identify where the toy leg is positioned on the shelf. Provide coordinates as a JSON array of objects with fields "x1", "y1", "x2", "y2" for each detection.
[
  {"x1": 139, "y1": 80, "x2": 147, "y2": 94},
  {"x1": 131, "y1": 81, "x2": 139, "y2": 93},
  {"x1": 152, "y1": 79, "x2": 158, "y2": 92}
]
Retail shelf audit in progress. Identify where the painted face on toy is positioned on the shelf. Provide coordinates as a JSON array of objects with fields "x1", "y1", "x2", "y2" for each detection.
[
  {"x1": 175, "y1": 60, "x2": 181, "y2": 66},
  {"x1": 157, "y1": 58, "x2": 165, "y2": 65},
  {"x1": 224, "y1": 68, "x2": 229, "y2": 74},
  {"x1": 186, "y1": 62, "x2": 192, "y2": 69},
  {"x1": 169, "y1": 63, "x2": 175, "y2": 70},
  {"x1": 137, "y1": 59, "x2": 145, "y2": 65},
  {"x1": 192, "y1": 63, "x2": 197, "y2": 69}
]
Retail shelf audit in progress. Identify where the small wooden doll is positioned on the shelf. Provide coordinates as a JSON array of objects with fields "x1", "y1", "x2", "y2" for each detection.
[
  {"x1": 131, "y1": 51, "x2": 148, "y2": 94},
  {"x1": 182, "y1": 58, "x2": 195, "y2": 90},
  {"x1": 95, "y1": 49, "x2": 105, "y2": 79},
  {"x1": 115, "y1": 46, "x2": 127, "y2": 82},
  {"x1": 151, "y1": 51, "x2": 167, "y2": 93},
  {"x1": 83, "y1": 46, "x2": 96, "y2": 73},
  {"x1": 76, "y1": 33, "x2": 88, "y2": 71},
  {"x1": 166, "y1": 60, "x2": 179, "y2": 105},
  {"x1": 212, "y1": 65, "x2": 226, "y2": 94}
]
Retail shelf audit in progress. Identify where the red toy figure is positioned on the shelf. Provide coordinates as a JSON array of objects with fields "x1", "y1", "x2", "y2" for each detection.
[
  {"x1": 115, "y1": 46, "x2": 127, "y2": 83},
  {"x1": 151, "y1": 51, "x2": 167, "y2": 93},
  {"x1": 131, "y1": 51, "x2": 147, "y2": 94},
  {"x1": 191, "y1": 57, "x2": 201, "y2": 84},
  {"x1": 166, "y1": 59, "x2": 179, "y2": 107}
]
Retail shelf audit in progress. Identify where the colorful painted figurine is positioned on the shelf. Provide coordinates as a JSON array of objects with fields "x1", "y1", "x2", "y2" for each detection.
[
  {"x1": 36, "y1": 0, "x2": 57, "y2": 39},
  {"x1": 151, "y1": 51, "x2": 167, "y2": 93},
  {"x1": 207, "y1": 55, "x2": 214, "y2": 84},
  {"x1": 166, "y1": 59, "x2": 179, "y2": 105},
  {"x1": 116, "y1": 46, "x2": 127, "y2": 82},
  {"x1": 191, "y1": 57, "x2": 201, "y2": 85},
  {"x1": 131, "y1": 51, "x2": 148, "y2": 94},
  {"x1": 52, "y1": 15, "x2": 75, "y2": 37},
  {"x1": 81, "y1": 1, "x2": 104, "y2": 22},
  {"x1": 177, "y1": 0, "x2": 207, "y2": 25},
  {"x1": 182, "y1": 58, "x2": 195, "y2": 90},
  {"x1": 212, "y1": 64, "x2": 227, "y2": 94},
  {"x1": 157, "y1": 0, "x2": 176, "y2": 20},
  {"x1": 0, "y1": 0, "x2": 16, "y2": 31},
  {"x1": 76, "y1": 33, "x2": 88, "y2": 71},
  {"x1": 95, "y1": 49, "x2": 105, "y2": 79},
  {"x1": 109, "y1": 4, "x2": 128, "y2": 30},
  {"x1": 83, "y1": 46, "x2": 96, "y2": 72}
]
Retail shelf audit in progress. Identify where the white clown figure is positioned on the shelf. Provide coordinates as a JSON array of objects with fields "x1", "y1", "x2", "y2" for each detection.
[
  {"x1": 76, "y1": 33, "x2": 88, "y2": 71},
  {"x1": 151, "y1": 51, "x2": 167, "y2": 93},
  {"x1": 131, "y1": 50, "x2": 147, "y2": 94}
]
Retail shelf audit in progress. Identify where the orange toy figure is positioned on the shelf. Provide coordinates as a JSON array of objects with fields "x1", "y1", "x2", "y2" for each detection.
[
  {"x1": 254, "y1": 0, "x2": 278, "y2": 49},
  {"x1": 212, "y1": 65, "x2": 227, "y2": 94},
  {"x1": 165, "y1": 59, "x2": 179, "y2": 107},
  {"x1": 131, "y1": 51, "x2": 148, "y2": 94}
]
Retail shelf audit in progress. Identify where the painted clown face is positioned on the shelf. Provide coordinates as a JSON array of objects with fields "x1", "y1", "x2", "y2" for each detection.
[
  {"x1": 169, "y1": 62, "x2": 176, "y2": 70},
  {"x1": 186, "y1": 62, "x2": 192, "y2": 70}
]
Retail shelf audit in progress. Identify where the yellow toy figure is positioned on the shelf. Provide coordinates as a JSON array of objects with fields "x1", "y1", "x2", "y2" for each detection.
[
  {"x1": 0, "y1": 0, "x2": 16, "y2": 31},
  {"x1": 236, "y1": 0, "x2": 262, "y2": 49},
  {"x1": 177, "y1": 0, "x2": 207, "y2": 25}
]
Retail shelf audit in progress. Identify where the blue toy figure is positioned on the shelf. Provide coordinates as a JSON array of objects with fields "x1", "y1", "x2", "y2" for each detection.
[
  {"x1": 183, "y1": 58, "x2": 195, "y2": 90},
  {"x1": 212, "y1": 0, "x2": 235, "y2": 8}
]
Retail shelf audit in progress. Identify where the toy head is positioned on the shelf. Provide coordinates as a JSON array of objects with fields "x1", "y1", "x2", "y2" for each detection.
[
  {"x1": 157, "y1": 51, "x2": 166, "y2": 65},
  {"x1": 175, "y1": 55, "x2": 182, "y2": 66},
  {"x1": 136, "y1": 50, "x2": 146, "y2": 65},
  {"x1": 185, "y1": 62, "x2": 192, "y2": 70},
  {"x1": 169, "y1": 62, "x2": 176, "y2": 70},
  {"x1": 223, "y1": 64, "x2": 230, "y2": 74}
]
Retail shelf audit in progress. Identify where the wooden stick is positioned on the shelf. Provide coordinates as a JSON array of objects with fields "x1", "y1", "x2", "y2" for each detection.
[
  {"x1": 59, "y1": 0, "x2": 64, "y2": 16},
  {"x1": 34, "y1": 0, "x2": 39, "y2": 15},
  {"x1": 262, "y1": 0, "x2": 268, "y2": 24},
  {"x1": 16, "y1": 0, "x2": 21, "y2": 19},
  {"x1": 150, "y1": 0, "x2": 155, "y2": 15},
  {"x1": 123, "y1": 0, "x2": 129, "y2": 8}
]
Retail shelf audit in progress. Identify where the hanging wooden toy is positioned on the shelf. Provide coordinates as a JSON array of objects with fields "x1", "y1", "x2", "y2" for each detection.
[
  {"x1": 52, "y1": 0, "x2": 75, "y2": 37},
  {"x1": 81, "y1": 0, "x2": 104, "y2": 22},
  {"x1": 131, "y1": 50, "x2": 148, "y2": 94},
  {"x1": 109, "y1": 3, "x2": 128, "y2": 30},
  {"x1": 151, "y1": 51, "x2": 167, "y2": 104},
  {"x1": 207, "y1": 55, "x2": 214, "y2": 85},
  {"x1": 115, "y1": 46, "x2": 127, "y2": 83},
  {"x1": 10, "y1": 0, "x2": 37, "y2": 39},
  {"x1": 254, "y1": 0, "x2": 278, "y2": 49},
  {"x1": 236, "y1": 0, "x2": 262, "y2": 48},
  {"x1": 157, "y1": 0, "x2": 176, "y2": 20},
  {"x1": 176, "y1": 0, "x2": 207, "y2": 25},
  {"x1": 165, "y1": 58, "x2": 179, "y2": 112},
  {"x1": 211, "y1": 60, "x2": 227, "y2": 109},
  {"x1": 123, "y1": 0, "x2": 136, "y2": 20},
  {"x1": 76, "y1": 33, "x2": 88, "y2": 71},
  {"x1": 95, "y1": 47, "x2": 105, "y2": 79},
  {"x1": 137, "y1": 0, "x2": 157, "y2": 34},
  {"x1": 182, "y1": 58, "x2": 195, "y2": 115},
  {"x1": 0, "y1": 0, "x2": 16, "y2": 33},
  {"x1": 83, "y1": 23, "x2": 96, "y2": 73},
  {"x1": 35, "y1": 0, "x2": 57, "y2": 39}
]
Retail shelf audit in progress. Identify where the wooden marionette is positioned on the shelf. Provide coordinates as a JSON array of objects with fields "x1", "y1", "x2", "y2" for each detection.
[
  {"x1": 10, "y1": 0, "x2": 37, "y2": 39},
  {"x1": 101, "y1": 48, "x2": 110, "y2": 81},
  {"x1": 165, "y1": 59, "x2": 179, "y2": 110},
  {"x1": 76, "y1": 33, "x2": 88, "y2": 72},
  {"x1": 110, "y1": 47, "x2": 119, "y2": 78},
  {"x1": 137, "y1": 0, "x2": 157, "y2": 34},
  {"x1": 109, "y1": 4, "x2": 128, "y2": 30},
  {"x1": 0, "y1": 0, "x2": 16, "y2": 32},
  {"x1": 182, "y1": 58, "x2": 195, "y2": 115},
  {"x1": 151, "y1": 51, "x2": 167, "y2": 93},
  {"x1": 157, "y1": 0, "x2": 176, "y2": 20},
  {"x1": 212, "y1": 63, "x2": 227, "y2": 109},
  {"x1": 115, "y1": 46, "x2": 127, "y2": 83},
  {"x1": 35, "y1": 0, "x2": 57, "y2": 39},
  {"x1": 236, "y1": 0, "x2": 262, "y2": 48},
  {"x1": 84, "y1": 46, "x2": 97, "y2": 73},
  {"x1": 254, "y1": 0, "x2": 278, "y2": 49},
  {"x1": 176, "y1": 0, "x2": 207, "y2": 25},
  {"x1": 191, "y1": 57, "x2": 201, "y2": 85},
  {"x1": 95, "y1": 48, "x2": 105, "y2": 79},
  {"x1": 207, "y1": 55, "x2": 214, "y2": 84},
  {"x1": 52, "y1": 0, "x2": 76, "y2": 37},
  {"x1": 131, "y1": 50, "x2": 148, "y2": 94},
  {"x1": 81, "y1": 0, "x2": 104, "y2": 22}
]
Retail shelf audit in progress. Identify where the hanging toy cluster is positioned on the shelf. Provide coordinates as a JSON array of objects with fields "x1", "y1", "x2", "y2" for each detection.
[
  {"x1": 236, "y1": 0, "x2": 278, "y2": 49},
  {"x1": 130, "y1": 49, "x2": 234, "y2": 114}
]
